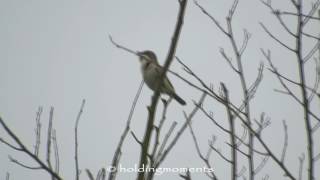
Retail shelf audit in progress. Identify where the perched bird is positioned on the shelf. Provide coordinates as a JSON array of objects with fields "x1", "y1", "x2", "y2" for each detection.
[{"x1": 137, "y1": 50, "x2": 186, "y2": 105}]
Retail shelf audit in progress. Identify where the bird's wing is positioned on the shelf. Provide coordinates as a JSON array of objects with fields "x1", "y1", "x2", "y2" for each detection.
[
  {"x1": 154, "y1": 64, "x2": 175, "y2": 93},
  {"x1": 163, "y1": 76, "x2": 175, "y2": 93}
]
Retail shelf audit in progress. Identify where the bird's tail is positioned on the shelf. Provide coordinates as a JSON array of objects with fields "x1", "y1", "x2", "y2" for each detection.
[{"x1": 171, "y1": 93, "x2": 186, "y2": 105}]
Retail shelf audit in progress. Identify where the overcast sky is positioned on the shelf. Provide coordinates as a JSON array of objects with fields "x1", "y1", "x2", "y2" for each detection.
[{"x1": 0, "y1": 0, "x2": 319, "y2": 179}]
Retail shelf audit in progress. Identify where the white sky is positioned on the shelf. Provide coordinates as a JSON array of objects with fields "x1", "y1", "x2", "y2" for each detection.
[{"x1": 0, "y1": 0, "x2": 319, "y2": 179}]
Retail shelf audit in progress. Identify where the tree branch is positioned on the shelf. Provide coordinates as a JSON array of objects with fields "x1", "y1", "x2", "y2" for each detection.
[
  {"x1": 0, "y1": 117, "x2": 62, "y2": 180},
  {"x1": 136, "y1": 1, "x2": 188, "y2": 179},
  {"x1": 74, "y1": 99, "x2": 86, "y2": 180}
]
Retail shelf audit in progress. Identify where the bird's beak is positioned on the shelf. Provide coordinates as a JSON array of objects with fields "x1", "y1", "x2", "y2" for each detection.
[
  {"x1": 136, "y1": 51, "x2": 142, "y2": 61},
  {"x1": 136, "y1": 51, "x2": 143, "y2": 57}
]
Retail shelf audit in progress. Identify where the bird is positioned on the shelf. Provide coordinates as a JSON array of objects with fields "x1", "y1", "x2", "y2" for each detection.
[{"x1": 137, "y1": 50, "x2": 186, "y2": 105}]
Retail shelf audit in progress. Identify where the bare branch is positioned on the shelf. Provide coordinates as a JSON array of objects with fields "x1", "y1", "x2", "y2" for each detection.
[
  {"x1": 46, "y1": 107, "x2": 54, "y2": 180},
  {"x1": 303, "y1": 40, "x2": 320, "y2": 63},
  {"x1": 179, "y1": 170, "x2": 192, "y2": 180},
  {"x1": 298, "y1": 154, "x2": 305, "y2": 180},
  {"x1": 9, "y1": 155, "x2": 41, "y2": 170},
  {"x1": 313, "y1": 153, "x2": 320, "y2": 162},
  {"x1": 308, "y1": 58, "x2": 320, "y2": 102},
  {"x1": 236, "y1": 114, "x2": 296, "y2": 179},
  {"x1": 108, "y1": 80, "x2": 144, "y2": 180},
  {"x1": 221, "y1": 83, "x2": 237, "y2": 180},
  {"x1": 0, "y1": 117, "x2": 62, "y2": 179},
  {"x1": 228, "y1": 0, "x2": 239, "y2": 20},
  {"x1": 279, "y1": 11, "x2": 320, "y2": 21},
  {"x1": 155, "y1": 92, "x2": 207, "y2": 168},
  {"x1": 150, "y1": 98, "x2": 172, "y2": 166},
  {"x1": 247, "y1": 63, "x2": 264, "y2": 101},
  {"x1": 302, "y1": 32, "x2": 320, "y2": 41},
  {"x1": 187, "y1": 120, "x2": 217, "y2": 179},
  {"x1": 239, "y1": 29, "x2": 251, "y2": 56},
  {"x1": 260, "y1": 23, "x2": 296, "y2": 52},
  {"x1": 253, "y1": 156, "x2": 269, "y2": 174},
  {"x1": 0, "y1": 138, "x2": 22, "y2": 151},
  {"x1": 75, "y1": 99, "x2": 86, "y2": 180},
  {"x1": 108, "y1": 35, "x2": 138, "y2": 56},
  {"x1": 262, "y1": 174, "x2": 270, "y2": 180},
  {"x1": 209, "y1": 141, "x2": 232, "y2": 163},
  {"x1": 86, "y1": 169, "x2": 94, "y2": 180},
  {"x1": 225, "y1": 1, "x2": 256, "y2": 178},
  {"x1": 175, "y1": 56, "x2": 246, "y2": 117},
  {"x1": 220, "y1": 48, "x2": 240, "y2": 73},
  {"x1": 260, "y1": 1, "x2": 296, "y2": 37},
  {"x1": 302, "y1": 0, "x2": 320, "y2": 25},
  {"x1": 199, "y1": 107, "x2": 230, "y2": 134},
  {"x1": 226, "y1": 143, "x2": 248, "y2": 157},
  {"x1": 267, "y1": 66, "x2": 318, "y2": 96},
  {"x1": 131, "y1": 131, "x2": 142, "y2": 145},
  {"x1": 137, "y1": 1, "x2": 188, "y2": 179},
  {"x1": 262, "y1": 48, "x2": 320, "y2": 122},
  {"x1": 280, "y1": 120, "x2": 288, "y2": 163},
  {"x1": 237, "y1": 166, "x2": 246, "y2": 177},
  {"x1": 193, "y1": 0, "x2": 228, "y2": 35},
  {"x1": 154, "y1": 121, "x2": 177, "y2": 166},
  {"x1": 295, "y1": 3, "x2": 315, "y2": 178},
  {"x1": 97, "y1": 168, "x2": 106, "y2": 180},
  {"x1": 235, "y1": 125, "x2": 248, "y2": 147},
  {"x1": 52, "y1": 129, "x2": 60, "y2": 174},
  {"x1": 34, "y1": 106, "x2": 43, "y2": 157}
]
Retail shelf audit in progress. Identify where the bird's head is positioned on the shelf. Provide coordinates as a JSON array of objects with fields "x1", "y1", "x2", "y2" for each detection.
[{"x1": 137, "y1": 50, "x2": 158, "y2": 65}]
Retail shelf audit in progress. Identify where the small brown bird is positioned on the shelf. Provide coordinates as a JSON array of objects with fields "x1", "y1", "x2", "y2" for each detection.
[{"x1": 137, "y1": 50, "x2": 186, "y2": 105}]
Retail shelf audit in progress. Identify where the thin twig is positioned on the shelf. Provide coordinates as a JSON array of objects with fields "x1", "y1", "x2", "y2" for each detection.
[
  {"x1": 75, "y1": 99, "x2": 86, "y2": 180},
  {"x1": 86, "y1": 169, "x2": 94, "y2": 180},
  {"x1": 52, "y1": 129, "x2": 60, "y2": 174},
  {"x1": 301, "y1": 0, "x2": 320, "y2": 25},
  {"x1": 260, "y1": 1, "x2": 296, "y2": 37},
  {"x1": 221, "y1": 83, "x2": 237, "y2": 180},
  {"x1": 137, "y1": 1, "x2": 188, "y2": 179},
  {"x1": 108, "y1": 80, "x2": 144, "y2": 180},
  {"x1": 279, "y1": 11, "x2": 320, "y2": 21},
  {"x1": 308, "y1": 58, "x2": 320, "y2": 101},
  {"x1": 0, "y1": 117, "x2": 62, "y2": 179},
  {"x1": 225, "y1": 1, "x2": 255, "y2": 178},
  {"x1": 155, "y1": 93, "x2": 207, "y2": 168},
  {"x1": 209, "y1": 142, "x2": 232, "y2": 163},
  {"x1": 188, "y1": 118, "x2": 217, "y2": 179},
  {"x1": 97, "y1": 168, "x2": 106, "y2": 180},
  {"x1": 47, "y1": 107, "x2": 54, "y2": 180},
  {"x1": 34, "y1": 106, "x2": 43, "y2": 156},
  {"x1": 9, "y1": 155, "x2": 42, "y2": 170},
  {"x1": 109, "y1": 35, "x2": 138, "y2": 56},
  {"x1": 295, "y1": 2, "x2": 314, "y2": 179},
  {"x1": 298, "y1": 154, "x2": 305, "y2": 180},
  {"x1": 0, "y1": 138, "x2": 22, "y2": 151},
  {"x1": 147, "y1": 121, "x2": 177, "y2": 180},
  {"x1": 175, "y1": 56, "x2": 247, "y2": 117},
  {"x1": 313, "y1": 153, "x2": 320, "y2": 162},
  {"x1": 280, "y1": 120, "x2": 288, "y2": 163},
  {"x1": 253, "y1": 156, "x2": 269, "y2": 174},
  {"x1": 179, "y1": 170, "x2": 192, "y2": 180},
  {"x1": 131, "y1": 131, "x2": 142, "y2": 145},
  {"x1": 150, "y1": 98, "x2": 172, "y2": 166},
  {"x1": 154, "y1": 121, "x2": 177, "y2": 166},
  {"x1": 193, "y1": 0, "x2": 228, "y2": 35},
  {"x1": 303, "y1": 41, "x2": 320, "y2": 63},
  {"x1": 260, "y1": 23, "x2": 296, "y2": 52},
  {"x1": 262, "y1": 49, "x2": 320, "y2": 122}
]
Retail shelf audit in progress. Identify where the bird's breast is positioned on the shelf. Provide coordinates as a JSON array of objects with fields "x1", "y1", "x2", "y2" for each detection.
[{"x1": 141, "y1": 63, "x2": 160, "y2": 91}]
